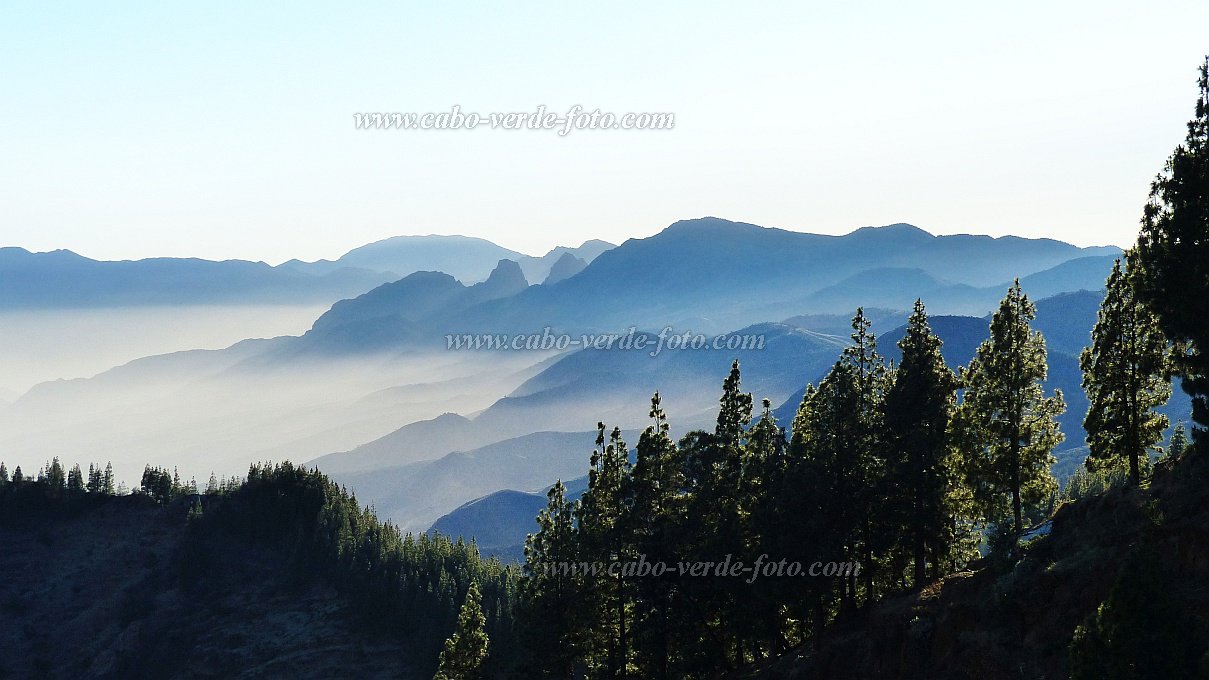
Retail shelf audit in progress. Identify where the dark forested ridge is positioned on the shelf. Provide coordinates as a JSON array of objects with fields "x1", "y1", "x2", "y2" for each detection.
[{"x1": 0, "y1": 463, "x2": 517, "y2": 679}]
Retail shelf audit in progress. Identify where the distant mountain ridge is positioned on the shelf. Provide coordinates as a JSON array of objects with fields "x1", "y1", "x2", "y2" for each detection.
[
  {"x1": 0, "y1": 236, "x2": 615, "y2": 309},
  {"x1": 282, "y1": 236, "x2": 615, "y2": 286},
  {"x1": 276, "y1": 218, "x2": 1121, "y2": 357},
  {"x1": 505, "y1": 218, "x2": 1120, "y2": 328},
  {"x1": 0, "y1": 247, "x2": 392, "y2": 308}
]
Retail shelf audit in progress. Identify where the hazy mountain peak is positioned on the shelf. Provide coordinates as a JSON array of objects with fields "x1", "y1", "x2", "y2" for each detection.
[
  {"x1": 846, "y1": 223, "x2": 935, "y2": 240},
  {"x1": 340, "y1": 233, "x2": 509, "y2": 255},
  {"x1": 318, "y1": 234, "x2": 527, "y2": 284},
  {"x1": 662, "y1": 216, "x2": 763, "y2": 235},
  {"x1": 542, "y1": 251, "x2": 587, "y2": 285},
  {"x1": 575, "y1": 238, "x2": 616, "y2": 251},
  {"x1": 474, "y1": 259, "x2": 529, "y2": 296}
]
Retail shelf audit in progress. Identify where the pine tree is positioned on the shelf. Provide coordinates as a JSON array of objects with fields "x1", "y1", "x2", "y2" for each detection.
[
  {"x1": 11, "y1": 465, "x2": 24, "y2": 486},
  {"x1": 1168, "y1": 422, "x2": 1190, "y2": 460},
  {"x1": 46, "y1": 457, "x2": 67, "y2": 495},
  {"x1": 102, "y1": 462, "x2": 115, "y2": 495},
  {"x1": 67, "y1": 463, "x2": 85, "y2": 494},
  {"x1": 1132, "y1": 56, "x2": 1209, "y2": 450},
  {"x1": 629, "y1": 393, "x2": 684, "y2": 536},
  {"x1": 839, "y1": 309, "x2": 891, "y2": 603},
  {"x1": 626, "y1": 392, "x2": 687, "y2": 678},
  {"x1": 745, "y1": 398, "x2": 787, "y2": 533},
  {"x1": 187, "y1": 497, "x2": 204, "y2": 520},
  {"x1": 522, "y1": 480, "x2": 583, "y2": 676},
  {"x1": 884, "y1": 299, "x2": 960, "y2": 587},
  {"x1": 87, "y1": 463, "x2": 101, "y2": 493},
  {"x1": 206, "y1": 473, "x2": 219, "y2": 495},
  {"x1": 956, "y1": 281, "x2": 1066, "y2": 534},
  {"x1": 716, "y1": 361, "x2": 753, "y2": 446},
  {"x1": 780, "y1": 380, "x2": 848, "y2": 646},
  {"x1": 704, "y1": 361, "x2": 755, "y2": 664},
  {"x1": 1081, "y1": 256, "x2": 1172, "y2": 485},
  {"x1": 0, "y1": 462, "x2": 8, "y2": 486},
  {"x1": 744, "y1": 398, "x2": 790, "y2": 652},
  {"x1": 788, "y1": 361, "x2": 865, "y2": 618},
  {"x1": 433, "y1": 582, "x2": 490, "y2": 680},
  {"x1": 575, "y1": 423, "x2": 631, "y2": 676}
]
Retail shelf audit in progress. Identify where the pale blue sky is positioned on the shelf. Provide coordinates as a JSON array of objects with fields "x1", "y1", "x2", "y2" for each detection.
[{"x1": 2, "y1": 1, "x2": 1207, "y2": 262}]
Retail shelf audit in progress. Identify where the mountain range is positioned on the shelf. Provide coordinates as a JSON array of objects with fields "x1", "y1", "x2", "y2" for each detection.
[
  {"x1": 0, "y1": 237, "x2": 613, "y2": 308},
  {"x1": 0, "y1": 218, "x2": 1156, "y2": 554}
]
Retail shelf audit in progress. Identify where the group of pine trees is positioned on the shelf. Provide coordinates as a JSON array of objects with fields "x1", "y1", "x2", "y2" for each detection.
[
  {"x1": 0, "y1": 457, "x2": 117, "y2": 496},
  {"x1": 518, "y1": 265, "x2": 1196, "y2": 676},
  {"x1": 514, "y1": 56, "x2": 1209, "y2": 678},
  {"x1": 519, "y1": 286, "x2": 1080, "y2": 676},
  {"x1": 0, "y1": 458, "x2": 237, "y2": 503}
]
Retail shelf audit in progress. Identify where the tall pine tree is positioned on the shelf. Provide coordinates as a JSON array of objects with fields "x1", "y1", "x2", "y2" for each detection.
[
  {"x1": 1081, "y1": 256, "x2": 1172, "y2": 485},
  {"x1": 839, "y1": 309, "x2": 891, "y2": 603},
  {"x1": 744, "y1": 398, "x2": 791, "y2": 653},
  {"x1": 1133, "y1": 56, "x2": 1209, "y2": 448},
  {"x1": 433, "y1": 581, "x2": 490, "y2": 680},
  {"x1": 67, "y1": 463, "x2": 85, "y2": 494},
  {"x1": 576, "y1": 423, "x2": 631, "y2": 677},
  {"x1": 956, "y1": 281, "x2": 1065, "y2": 534},
  {"x1": 884, "y1": 299, "x2": 960, "y2": 587},
  {"x1": 1168, "y1": 421, "x2": 1190, "y2": 460},
  {"x1": 624, "y1": 392, "x2": 687, "y2": 679},
  {"x1": 522, "y1": 480, "x2": 583, "y2": 676}
]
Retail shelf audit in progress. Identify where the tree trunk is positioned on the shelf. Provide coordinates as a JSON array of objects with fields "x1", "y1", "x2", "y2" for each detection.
[
  {"x1": 1011, "y1": 439, "x2": 1023, "y2": 535},
  {"x1": 618, "y1": 588, "x2": 627, "y2": 679},
  {"x1": 914, "y1": 534, "x2": 926, "y2": 587}
]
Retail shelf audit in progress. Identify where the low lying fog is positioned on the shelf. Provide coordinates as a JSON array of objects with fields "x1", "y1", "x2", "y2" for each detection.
[
  {"x1": 0, "y1": 305, "x2": 555, "y2": 488},
  {"x1": 0, "y1": 305, "x2": 327, "y2": 396}
]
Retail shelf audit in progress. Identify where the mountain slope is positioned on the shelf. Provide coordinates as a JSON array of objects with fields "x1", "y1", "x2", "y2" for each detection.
[
  {"x1": 332, "y1": 430, "x2": 601, "y2": 531},
  {"x1": 0, "y1": 495, "x2": 424, "y2": 679},
  {"x1": 430, "y1": 477, "x2": 592, "y2": 562}
]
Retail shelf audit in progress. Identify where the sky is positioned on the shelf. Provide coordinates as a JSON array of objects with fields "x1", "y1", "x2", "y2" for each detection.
[{"x1": 2, "y1": 1, "x2": 1207, "y2": 263}]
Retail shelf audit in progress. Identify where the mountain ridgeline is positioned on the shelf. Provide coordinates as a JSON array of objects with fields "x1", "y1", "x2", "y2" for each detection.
[
  {"x1": 290, "y1": 220, "x2": 1121, "y2": 353},
  {"x1": 0, "y1": 236, "x2": 614, "y2": 309}
]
